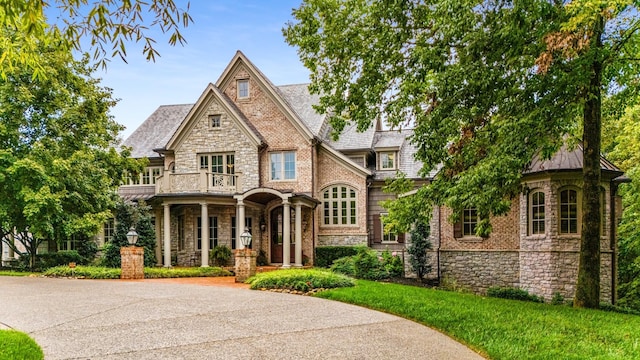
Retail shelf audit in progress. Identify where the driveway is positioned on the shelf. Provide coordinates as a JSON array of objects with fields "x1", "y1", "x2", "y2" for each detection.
[{"x1": 0, "y1": 276, "x2": 483, "y2": 359}]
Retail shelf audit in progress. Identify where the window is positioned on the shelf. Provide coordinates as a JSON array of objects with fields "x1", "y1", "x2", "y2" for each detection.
[
  {"x1": 178, "y1": 215, "x2": 185, "y2": 251},
  {"x1": 209, "y1": 114, "x2": 221, "y2": 128},
  {"x1": 126, "y1": 166, "x2": 163, "y2": 185},
  {"x1": 462, "y1": 208, "x2": 478, "y2": 236},
  {"x1": 197, "y1": 216, "x2": 218, "y2": 250},
  {"x1": 237, "y1": 79, "x2": 249, "y2": 98},
  {"x1": 231, "y1": 217, "x2": 252, "y2": 249},
  {"x1": 270, "y1": 151, "x2": 296, "y2": 180},
  {"x1": 322, "y1": 185, "x2": 357, "y2": 226},
  {"x1": 559, "y1": 189, "x2": 579, "y2": 234},
  {"x1": 199, "y1": 153, "x2": 235, "y2": 186},
  {"x1": 379, "y1": 152, "x2": 396, "y2": 170},
  {"x1": 529, "y1": 191, "x2": 545, "y2": 235},
  {"x1": 104, "y1": 218, "x2": 115, "y2": 243},
  {"x1": 381, "y1": 213, "x2": 398, "y2": 242}
]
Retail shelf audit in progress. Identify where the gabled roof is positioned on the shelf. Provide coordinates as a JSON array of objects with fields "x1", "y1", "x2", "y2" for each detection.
[
  {"x1": 165, "y1": 83, "x2": 263, "y2": 150},
  {"x1": 216, "y1": 51, "x2": 315, "y2": 142},
  {"x1": 525, "y1": 142, "x2": 623, "y2": 177},
  {"x1": 372, "y1": 129, "x2": 436, "y2": 181},
  {"x1": 123, "y1": 104, "x2": 193, "y2": 158},
  {"x1": 277, "y1": 83, "x2": 325, "y2": 136}
]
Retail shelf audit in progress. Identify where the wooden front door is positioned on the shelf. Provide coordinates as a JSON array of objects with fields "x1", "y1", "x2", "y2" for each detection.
[{"x1": 270, "y1": 206, "x2": 294, "y2": 263}]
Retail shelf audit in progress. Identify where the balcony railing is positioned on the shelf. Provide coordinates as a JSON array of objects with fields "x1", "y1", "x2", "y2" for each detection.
[{"x1": 156, "y1": 170, "x2": 241, "y2": 195}]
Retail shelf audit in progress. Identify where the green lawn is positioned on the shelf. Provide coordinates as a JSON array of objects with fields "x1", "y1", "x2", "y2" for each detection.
[
  {"x1": 315, "y1": 280, "x2": 640, "y2": 360},
  {"x1": 0, "y1": 330, "x2": 43, "y2": 360},
  {"x1": 0, "y1": 270, "x2": 33, "y2": 277}
]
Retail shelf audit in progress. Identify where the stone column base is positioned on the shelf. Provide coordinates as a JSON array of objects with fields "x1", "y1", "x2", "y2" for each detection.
[
  {"x1": 235, "y1": 249, "x2": 256, "y2": 283},
  {"x1": 121, "y1": 246, "x2": 144, "y2": 279}
]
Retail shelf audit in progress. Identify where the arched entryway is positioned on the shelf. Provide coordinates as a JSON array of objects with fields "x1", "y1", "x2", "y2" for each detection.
[{"x1": 270, "y1": 206, "x2": 295, "y2": 263}]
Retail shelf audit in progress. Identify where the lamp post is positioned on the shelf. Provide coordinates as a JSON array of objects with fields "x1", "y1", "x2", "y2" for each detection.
[
  {"x1": 126, "y1": 227, "x2": 139, "y2": 246},
  {"x1": 240, "y1": 227, "x2": 252, "y2": 248}
]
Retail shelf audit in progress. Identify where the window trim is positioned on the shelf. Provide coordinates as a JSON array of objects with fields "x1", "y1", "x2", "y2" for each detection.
[
  {"x1": 196, "y1": 216, "x2": 218, "y2": 250},
  {"x1": 270, "y1": 151, "x2": 296, "y2": 181},
  {"x1": 322, "y1": 185, "x2": 358, "y2": 226},
  {"x1": 378, "y1": 151, "x2": 397, "y2": 170},
  {"x1": 125, "y1": 166, "x2": 163, "y2": 186},
  {"x1": 380, "y1": 213, "x2": 398, "y2": 243},
  {"x1": 103, "y1": 218, "x2": 115, "y2": 243},
  {"x1": 209, "y1": 114, "x2": 221, "y2": 129},
  {"x1": 529, "y1": 190, "x2": 546, "y2": 235},
  {"x1": 462, "y1": 208, "x2": 478, "y2": 237},
  {"x1": 559, "y1": 187, "x2": 581, "y2": 235},
  {"x1": 237, "y1": 79, "x2": 250, "y2": 99}
]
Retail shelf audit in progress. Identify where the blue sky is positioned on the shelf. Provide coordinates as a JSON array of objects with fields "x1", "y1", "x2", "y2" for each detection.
[{"x1": 94, "y1": 1, "x2": 309, "y2": 138}]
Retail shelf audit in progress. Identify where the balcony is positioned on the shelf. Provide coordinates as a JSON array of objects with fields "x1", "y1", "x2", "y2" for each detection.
[{"x1": 156, "y1": 170, "x2": 242, "y2": 195}]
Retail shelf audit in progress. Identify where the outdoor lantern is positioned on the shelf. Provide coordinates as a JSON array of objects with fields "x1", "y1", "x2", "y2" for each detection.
[
  {"x1": 126, "y1": 227, "x2": 139, "y2": 246},
  {"x1": 240, "y1": 227, "x2": 252, "y2": 248}
]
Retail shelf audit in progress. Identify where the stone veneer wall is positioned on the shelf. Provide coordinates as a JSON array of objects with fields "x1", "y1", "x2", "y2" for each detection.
[
  {"x1": 440, "y1": 250, "x2": 520, "y2": 294},
  {"x1": 317, "y1": 234, "x2": 368, "y2": 246}
]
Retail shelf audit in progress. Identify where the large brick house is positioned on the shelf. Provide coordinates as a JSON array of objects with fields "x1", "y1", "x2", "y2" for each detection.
[{"x1": 115, "y1": 51, "x2": 626, "y2": 303}]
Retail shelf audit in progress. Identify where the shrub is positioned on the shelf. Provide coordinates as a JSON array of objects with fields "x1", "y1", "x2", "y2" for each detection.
[
  {"x1": 247, "y1": 268, "x2": 355, "y2": 290},
  {"x1": 42, "y1": 265, "x2": 233, "y2": 279},
  {"x1": 210, "y1": 245, "x2": 232, "y2": 266},
  {"x1": 407, "y1": 222, "x2": 432, "y2": 280},
  {"x1": 598, "y1": 303, "x2": 640, "y2": 316},
  {"x1": 19, "y1": 250, "x2": 84, "y2": 271},
  {"x1": 330, "y1": 256, "x2": 355, "y2": 276},
  {"x1": 315, "y1": 246, "x2": 364, "y2": 268},
  {"x1": 256, "y1": 249, "x2": 269, "y2": 266},
  {"x1": 551, "y1": 292, "x2": 565, "y2": 305},
  {"x1": 486, "y1": 287, "x2": 544, "y2": 303}
]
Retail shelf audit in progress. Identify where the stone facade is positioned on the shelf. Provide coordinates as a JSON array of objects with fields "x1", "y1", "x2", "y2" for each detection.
[{"x1": 120, "y1": 246, "x2": 144, "y2": 280}]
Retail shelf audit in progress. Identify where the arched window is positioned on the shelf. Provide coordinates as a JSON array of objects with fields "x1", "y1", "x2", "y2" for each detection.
[
  {"x1": 559, "y1": 189, "x2": 579, "y2": 234},
  {"x1": 529, "y1": 191, "x2": 545, "y2": 235},
  {"x1": 322, "y1": 185, "x2": 357, "y2": 226}
]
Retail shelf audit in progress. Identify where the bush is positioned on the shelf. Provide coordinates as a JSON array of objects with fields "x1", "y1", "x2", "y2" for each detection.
[
  {"x1": 486, "y1": 287, "x2": 544, "y2": 303},
  {"x1": 551, "y1": 292, "x2": 565, "y2": 305},
  {"x1": 43, "y1": 265, "x2": 233, "y2": 279},
  {"x1": 407, "y1": 222, "x2": 432, "y2": 280},
  {"x1": 315, "y1": 246, "x2": 364, "y2": 268},
  {"x1": 210, "y1": 245, "x2": 232, "y2": 266},
  {"x1": 256, "y1": 249, "x2": 268, "y2": 266},
  {"x1": 247, "y1": 269, "x2": 355, "y2": 290},
  {"x1": 19, "y1": 250, "x2": 84, "y2": 271},
  {"x1": 330, "y1": 256, "x2": 355, "y2": 276}
]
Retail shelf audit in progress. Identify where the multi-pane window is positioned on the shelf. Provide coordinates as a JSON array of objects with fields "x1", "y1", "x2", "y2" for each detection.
[
  {"x1": 197, "y1": 216, "x2": 218, "y2": 250},
  {"x1": 237, "y1": 79, "x2": 249, "y2": 98},
  {"x1": 462, "y1": 208, "x2": 478, "y2": 236},
  {"x1": 231, "y1": 217, "x2": 252, "y2": 249},
  {"x1": 199, "y1": 153, "x2": 235, "y2": 186},
  {"x1": 178, "y1": 215, "x2": 185, "y2": 251},
  {"x1": 379, "y1": 152, "x2": 396, "y2": 170},
  {"x1": 126, "y1": 167, "x2": 163, "y2": 185},
  {"x1": 322, "y1": 185, "x2": 357, "y2": 226},
  {"x1": 381, "y1": 213, "x2": 398, "y2": 242},
  {"x1": 530, "y1": 191, "x2": 545, "y2": 235},
  {"x1": 270, "y1": 151, "x2": 296, "y2": 180},
  {"x1": 560, "y1": 189, "x2": 579, "y2": 234},
  {"x1": 104, "y1": 218, "x2": 115, "y2": 243},
  {"x1": 209, "y1": 114, "x2": 221, "y2": 128}
]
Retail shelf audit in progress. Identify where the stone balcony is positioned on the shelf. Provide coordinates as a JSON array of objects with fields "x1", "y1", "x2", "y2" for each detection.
[{"x1": 156, "y1": 170, "x2": 242, "y2": 195}]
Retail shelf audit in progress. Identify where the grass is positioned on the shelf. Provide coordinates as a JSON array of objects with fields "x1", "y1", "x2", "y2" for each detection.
[
  {"x1": 247, "y1": 268, "x2": 355, "y2": 291},
  {"x1": 0, "y1": 330, "x2": 44, "y2": 360},
  {"x1": 0, "y1": 270, "x2": 33, "y2": 277},
  {"x1": 42, "y1": 265, "x2": 232, "y2": 279},
  {"x1": 315, "y1": 280, "x2": 640, "y2": 360}
]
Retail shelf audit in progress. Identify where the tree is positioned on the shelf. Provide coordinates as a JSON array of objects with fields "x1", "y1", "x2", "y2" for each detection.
[
  {"x1": 0, "y1": 30, "x2": 142, "y2": 269},
  {"x1": 284, "y1": 0, "x2": 640, "y2": 308},
  {"x1": 102, "y1": 200, "x2": 156, "y2": 268},
  {"x1": 407, "y1": 222, "x2": 432, "y2": 282},
  {"x1": 0, "y1": 0, "x2": 192, "y2": 78}
]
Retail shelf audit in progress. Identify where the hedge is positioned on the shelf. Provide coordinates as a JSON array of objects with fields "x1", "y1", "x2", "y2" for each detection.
[{"x1": 315, "y1": 246, "x2": 365, "y2": 268}]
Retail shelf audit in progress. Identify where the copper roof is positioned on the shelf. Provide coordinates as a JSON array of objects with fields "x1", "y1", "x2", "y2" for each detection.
[{"x1": 525, "y1": 142, "x2": 623, "y2": 177}]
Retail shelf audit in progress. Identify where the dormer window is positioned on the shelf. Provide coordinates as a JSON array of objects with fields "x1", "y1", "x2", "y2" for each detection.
[
  {"x1": 237, "y1": 79, "x2": 249, "y2": 99},
  {"x1": 209, "y1": 114, "x2": 221, "y2": 128},
  {"x1": 379, "y1": 152, "x2": 396, "y2": 170}
]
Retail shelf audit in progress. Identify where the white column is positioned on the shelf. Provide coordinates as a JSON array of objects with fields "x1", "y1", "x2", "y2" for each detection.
[
  {"x1": 163, "y1": 203, "x2": 171, "y2": 267},
  {"x1": 282, "y1": 200, "x2": 291, "y2": 268},
  {"x1": 294, "y1": 203, "x2": 302, "y2": 267},
  {"x1": 237, "y1": 199, "x2": 245, "y2": 249},
  {"x1": 201, "y1": 203, "x2": 209, "y2": 267}
]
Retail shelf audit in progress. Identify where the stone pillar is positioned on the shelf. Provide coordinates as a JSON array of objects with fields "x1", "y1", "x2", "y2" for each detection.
[
  {"x1": 234, "y1": 248, "x2": 256, "y2": 283},
  {"x1": 282, "y1": 200, "x2": 291, "y2": 268},
  {"x1": 121, "y1": 246, "x2": 144, "y2": 279},
  {"x1": 201, "y1": 202, "x2": 209, "y2": 267},
  {"x1": 163, "y1": 203, "x2": 171, "y2": 267},
  {"x1": 237, "y1": 199, "x2": 245, "y2": 249},
  {"x1": 155, "y1": 208, "x2": 163, "y2": 267},
  {"x1": 294, "y1": 203, "x2": 302, "y2": 267}
]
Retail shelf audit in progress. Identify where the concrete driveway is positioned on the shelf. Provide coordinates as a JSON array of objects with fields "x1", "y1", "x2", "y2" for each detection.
[{"x1": 0, "y1": 276, "x2": 483, "y2": 360}]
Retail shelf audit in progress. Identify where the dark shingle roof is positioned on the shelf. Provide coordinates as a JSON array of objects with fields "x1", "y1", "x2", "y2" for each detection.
[
  {"x1": 122, "y1": 104, "x2": 193, "y2": 158},
  {"x1": 525, "y1": 142, "x2": 623, "y2": 177},
  {"x1": 372, "y1": 129, "x2": 437, "y2": 180},
  {"x1": 277, "y1": 84, "x2": 325, "y2": 136},
  {"x1": 325, "y1": 122, "x2": 377, "y2": 151}
]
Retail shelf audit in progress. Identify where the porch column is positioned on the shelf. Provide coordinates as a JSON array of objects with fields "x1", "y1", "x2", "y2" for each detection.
[
  {"x1": 163, "y1": 203, "x2": 171, "y2": 267},
  {"x1": 294, "y1": 203, "x2": 302, "y2": 267},
  {"x1": 282, "y1": 200, "x2": 291, "y2": 268},
  {"x1": 201, "y1": 203, "x2": 209, "y2": 267},
  {"x1": 154, "y1": 207, "x2": 162, "y2": 266},
  {"x1": 237, "y1": 199, "x2": 245, "y2": 249}
]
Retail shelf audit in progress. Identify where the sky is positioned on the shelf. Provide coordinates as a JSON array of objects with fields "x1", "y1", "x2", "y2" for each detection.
[{"x1": 94, "y1": 0, "x2": 310, "y2": 139}]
